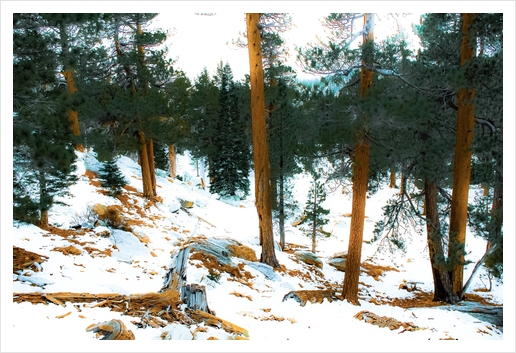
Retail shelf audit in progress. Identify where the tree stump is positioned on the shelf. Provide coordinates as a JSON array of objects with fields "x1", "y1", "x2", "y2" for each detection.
[{"x1": 182, "y1": 283, "x2": 214, "y2": 315}]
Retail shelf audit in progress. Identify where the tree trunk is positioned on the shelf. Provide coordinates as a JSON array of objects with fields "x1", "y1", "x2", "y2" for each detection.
[
  {"x1": 491, "y1": 179, "x2": 503, "y2": 238},
  {"x1": 424, "y1": 180, "x2": 458, "y2": 303},
  {"x1": 399, "y1": 173, "x2": 406, "y2": 196},
  {"x1": 62, "y1": 70, "x2": 84, "y2": 152},
  {"x1": 168, "y1": 144, "x2": 176, "y2": 178},
  {"x1": 36, "y1": 170, "x2": 49, "y2": 228},
  {"x1": 58, "y1": 19, "x2": 83, "y2": 152},
  {"x1": 342, "y1": 140, "x2": 370, "y2": 304},
  {"x1": 246, "y1": 13, "x2": 279, "y2": 268},
  {"x1": 389, "y1": 169, "x2": 396, "y2": 188},
  {"x1": 312, "y1": 184, "x2": 317, "y2": 254},
  {"x1": 341, "y1": 13, "x2": 374, "y2": 305},
  {"x1": 278, "y1": 170, "x2": 286, "y2": 250},
  {"x1": 146, "y1": 138, "x2": 157, "y2": 196},
  {"x1": 448, "y1": 13, "x2": 476, "y2": 298},
  {"x1": 138, "y1": 131, "x2": 155, "y2": 198},
  {"x1": 182, "y1": 284, "x2": 214, "y2": 315}
]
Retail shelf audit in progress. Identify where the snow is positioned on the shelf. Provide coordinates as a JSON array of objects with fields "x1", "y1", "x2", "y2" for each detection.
[{"x1": 4, "y1": 149, "x2": 513, "y2": 352}]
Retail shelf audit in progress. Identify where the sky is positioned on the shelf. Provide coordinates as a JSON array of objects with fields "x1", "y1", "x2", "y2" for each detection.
[
  {"x1": 5, "y1": 148, "x2": 511, "y2": 351},
  {"x1": 152, "y1": 12, "x2": 423, "y2": 81}
]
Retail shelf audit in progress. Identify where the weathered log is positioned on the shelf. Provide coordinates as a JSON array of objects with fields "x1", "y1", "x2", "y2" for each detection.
[
  {"x1": 13, "y1": 288, "x2": 180, "y2": 317},
  {"x1": 86, "y1": 319, "x2": 135, "y2": 340},
  {"x1": 161, "y1": 246, "x2": 190, "y2": 292}
]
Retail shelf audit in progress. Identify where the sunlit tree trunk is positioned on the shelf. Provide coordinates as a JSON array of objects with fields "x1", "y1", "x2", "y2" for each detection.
[
  {"x1": 246, "y1": 13, "x2": 279, "y2": 268},
  {"x1": 399, "y1": 173, "x2": 406, "y2": 195},
  {"x1": 448, "y1": 13, "x2": 476, "y2": 298},
  {"x1": 168, "y1": 144, "x2": 176, "y2": 178},
  {"x1": 147, "y1": 138, "x2": 157, "y2": 196},
  {"x1": 389, "y1": 169, "x2": 396, "y2": 188},
  {"x1": 341, "y1": 13, "x2": 374, "y2": 305},
  {"x1": 138, "y1": 131, "x2": 155, "y2": 198},
  {"x1": 424, "y1": 180, "x2": 458, "y2": 303}
]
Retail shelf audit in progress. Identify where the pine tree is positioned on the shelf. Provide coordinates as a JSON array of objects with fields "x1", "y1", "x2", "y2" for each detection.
[
  {"x1": 78, "y1": 13, "x2": 179, "y2": 199},
  {"x1": 98, "y1": 156, "x2": 127, "y2": 197},
  {"x1": 13, "y1": 13, "x2": 78, "y2": 227},
  {"x1": 268, "y1": 78, "x2": 302, "y2": 249},
  {"x1": 301, "y1": 176, "x2": 330, "y2": 254},
  {"x1": 153, "y1": 140, "x2": 170, "y2": 173},
  {"x1": 184, "y1": 68, "x2": 221, "y2": 176},
  {"x1": 209, "y1": 62, "x2": 251, "y2": 199},
  {"x1": 246, "y1": 13, "x2": 280, "y2": 268}
]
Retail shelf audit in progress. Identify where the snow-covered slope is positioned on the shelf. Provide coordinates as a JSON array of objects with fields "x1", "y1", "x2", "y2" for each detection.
[{"x1": 6, "y1": 149, "x2": 510, "y2": 352}]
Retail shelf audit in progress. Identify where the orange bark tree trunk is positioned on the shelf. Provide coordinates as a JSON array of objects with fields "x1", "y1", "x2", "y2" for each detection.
[
  {"x1": 168, "y1": 144, "x2": 177, "y2": 178},
  {"x1": 389, "y1": 169, "x2": 396, "y2": 188},
  {"x1": 341, "y1": 13, "x2": 374, "y2": 305},
  {"x1": 246, "y1": 13, "x2": 279, "y2": 268},
  {"x1": 146, "y1": 138, "x2": 157, "y2": 196},
  {"x1": 448, "y1": 13, "x2": 476, "y2": 298},
  {"x1": 138, "y1": 131, "x2": 155, "y2": 198}
]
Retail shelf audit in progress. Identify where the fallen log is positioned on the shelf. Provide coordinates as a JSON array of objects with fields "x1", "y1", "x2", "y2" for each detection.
[{"x1": 13, "y1": 288, "x2": 180, "y2": 318}]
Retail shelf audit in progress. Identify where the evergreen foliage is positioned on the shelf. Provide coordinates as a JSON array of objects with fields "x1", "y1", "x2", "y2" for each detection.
[
  {"x1": 13, "y1": 13, "x2": 78, "y2": 225},
  {"x1": 98, "y1": 157, "x2": 127, "y2": 197},
  {"x1": 153, "y1": 141, "x2": 170, "y2": 172},
  {"x1": 209, "y1": 62, "x2": 251, "y2": 199},
  {"x1": 300, "y1": 174, "x2": 330, "y2": 253}
]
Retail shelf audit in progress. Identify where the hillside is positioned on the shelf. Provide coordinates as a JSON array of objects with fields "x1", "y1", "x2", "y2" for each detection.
[{"x1": 8, "y1": 149, "x2": 506, "y2": 351}]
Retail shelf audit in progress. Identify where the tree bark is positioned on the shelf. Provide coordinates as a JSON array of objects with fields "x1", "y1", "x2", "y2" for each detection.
[
  {"x1": 146, "y1": 138, "x2": 157, "y2": 196},
  {"x1": 36, "y1": 170, "x2": 49, "y2": 228},
  {"x1": 138, "y1": 131, "x2": 155, "y2": 198},
  {"x1": 341, "y1": 13, "x2": 374, "y2": 305},
  {"x1": 312, "y1": 184, "x2": 317, "y2": 254},
  {"x1": 389, "y1": 169, "x2": 396, "y2": 188},
  {"x1": 246, "y1": 13, "x2": 279, "y2": 268},
  {"x1": 448, "y1": 13, "x2": 476, "y2": 298},
  {"x1": 278, "y1": 168, "x2": 286, "y2": 250},
  {"x1": 399, "y1": 173, "x2": 406, "y2": 196},
  {"x1": 424, "y1": 180, "x2": 458, "y2": 303},
  {"x1": 168, "y1": 144, "x2": 176, "y2": 178}
]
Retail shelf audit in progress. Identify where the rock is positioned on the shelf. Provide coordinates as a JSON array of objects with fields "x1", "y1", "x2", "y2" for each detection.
[
  {"x1": 328, "y1": 257, "x2": 347, "y2": 272},
  {"x1": 294, "y1": 251, "x2": 323, "y2": 269},
  {"x1": 327, "y1": 252, "x2": 348, "y2": 271}
]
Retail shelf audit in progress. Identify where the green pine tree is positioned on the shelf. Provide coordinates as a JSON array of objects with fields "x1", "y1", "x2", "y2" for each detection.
[
  {"x1": 13, "y1": 13, "x2": 78, "y2": 227},
  {"x1": 301, "y1": 174, "x2": 330, "y2": 254},
  {"x1": 98, "y1": 156, "x2": 127, "y2": 197},
  {"x1": 209, "y1": 62, "x2": 251, "y2": 199}
]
